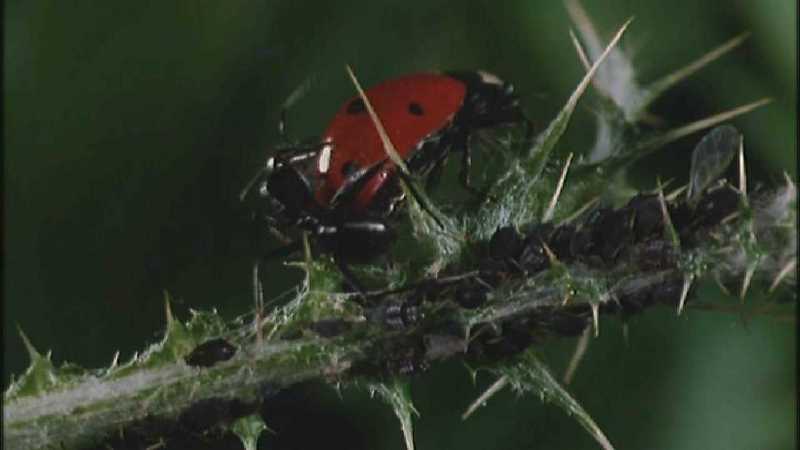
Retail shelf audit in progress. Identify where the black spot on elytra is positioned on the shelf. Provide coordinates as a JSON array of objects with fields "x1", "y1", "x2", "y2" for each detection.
[
  {"x1": 408, "y1": 102, "x2": 424, "y2": 116},
  {"x1": 347, "y1": 98, "x2": 365, "y2": 114}
]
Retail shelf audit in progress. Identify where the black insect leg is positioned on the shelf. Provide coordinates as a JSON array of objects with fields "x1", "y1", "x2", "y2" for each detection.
[{"x1": 334, "y1": 256, "x2": 369, "y2": 303}]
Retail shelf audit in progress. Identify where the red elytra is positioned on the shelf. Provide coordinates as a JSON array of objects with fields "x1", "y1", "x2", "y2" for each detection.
[{"x1": 313, "y1": 73, "x2": 468, "y2": 211}]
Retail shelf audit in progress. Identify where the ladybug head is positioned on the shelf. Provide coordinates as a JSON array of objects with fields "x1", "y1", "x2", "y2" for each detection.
[{"x1": 240, "y1": 156, "x2": 315, "y2": 225}]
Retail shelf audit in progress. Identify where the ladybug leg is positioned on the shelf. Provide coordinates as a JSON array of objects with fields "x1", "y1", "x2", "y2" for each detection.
[
  {"x1": 273, "y1": 146, "x2": 323, "y2": 166},
  {"x1": 334, "y1": 256, "x2": 369, "y2": 302}
]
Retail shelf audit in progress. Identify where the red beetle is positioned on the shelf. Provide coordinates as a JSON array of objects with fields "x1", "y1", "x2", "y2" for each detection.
[{"x1": 244, "y1": 71, "x2": 529, "y2": 293}]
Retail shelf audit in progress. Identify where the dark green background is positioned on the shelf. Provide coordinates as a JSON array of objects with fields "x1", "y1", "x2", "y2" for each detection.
[{"x1": 5, "y1": 1, "x2": 796, "y2": 449}]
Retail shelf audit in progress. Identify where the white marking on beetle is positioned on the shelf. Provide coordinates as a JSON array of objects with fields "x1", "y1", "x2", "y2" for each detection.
[
  {"x1": 477, "y1": 71, "x2": 503, "y2": 85},
  {"x1": 258, "y1": 182, "x2": 269, "y2": 198},
  {"x1": 318, "y1": 142, "x2": 333, "y2": 173}
]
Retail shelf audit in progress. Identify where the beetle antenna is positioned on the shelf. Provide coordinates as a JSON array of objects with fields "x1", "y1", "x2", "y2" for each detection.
[
  {"x1": 239, "y1": 167, "x2": 266, "y2": 202},
  {"x1": 239, "y1": 156, "x2": 281, "y2": 202}
]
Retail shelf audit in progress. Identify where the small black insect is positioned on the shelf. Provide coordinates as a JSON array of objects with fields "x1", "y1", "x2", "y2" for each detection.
[
  {"x1": 185, "y1": 338, "x2": 238, "y2": 368},
  {"x1": 366, "y1": 298, "x2": 422, "y2": 329},
  {"x1": 310, "y1": 318, "x2": 352, "y2": 338},
  {"x1": 454, "y1": 283, "x2": 489, "y2": 309},
  {"x1": 385, "y1": 356, "x2": 430, "y2": 377}
]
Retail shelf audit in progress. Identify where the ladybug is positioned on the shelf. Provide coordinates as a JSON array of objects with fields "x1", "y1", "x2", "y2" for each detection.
[{"x1": 244, "y1": 71, "x2": 529, "y2": 294}]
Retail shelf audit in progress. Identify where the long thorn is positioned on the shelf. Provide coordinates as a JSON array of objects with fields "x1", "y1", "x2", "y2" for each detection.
[
  {"x1": 346, "y1": 65, "x2": 447, "y2": 230},
  {"x1": 666, "y1": 185, "x2": 688, "y2": 202},
  {"x1": 543, "y1": 153, "x2": 574, "y2": 222},
  {"x1": 637, "y1": 98, "x2": 772, "y2": 152},
  {"x1": 769, "y1": 260, "x2": 796, "y2": 293},
  {"x1": 677, "y1": 274, "x2": 694, "y2": 315},
  {"x1": 345, "y1": 65, "x2": 409, "y2": 174},
  {"x1": 253, "y1": 261, "x2": 264, "y2": 343},
  {"x1": 569, "y1": 29, "x2": 592, "y2": 71},
  {"x1": 740, "y1": 262, "x2": 758, "y2": 301},
  {"x1": 541, "y1": 241, "x2": 559, "y2": 265},
  {"x1": 462, "y1": 376, "x2": 509, "y2": 420},
  {"x1": 738, "y1": 136, "x2": 747, "y2": 198},
  {"x1": 564, "y1": 0, "x2": 604, "y2": 58},
  {"x1": 657, "y1": 179, "x2": 681, "y2": 250},
  {"x1": 641, "y1": 33, "x2": 750, "y2": 108},
  {"x1": 557, "y1": 197, "x2": 599, "y2": 226},
  {"x1": 563, "y1": 326, "x2": 592, "y2": 385},
  {"x1": 17, "y1": 326, "x2": 41, "y2": 361}
]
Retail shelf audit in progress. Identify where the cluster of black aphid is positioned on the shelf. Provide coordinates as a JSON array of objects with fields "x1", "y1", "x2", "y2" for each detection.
[
  {"x1": 346, "y1": 182, "x2": 742, "y2": 377},
  {"x1": 185, "y1": 182, "x2": 741, "y2": 380}
]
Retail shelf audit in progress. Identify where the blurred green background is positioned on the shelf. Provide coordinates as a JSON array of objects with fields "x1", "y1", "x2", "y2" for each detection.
[{"x1": 4, "y1": 0, "x2": 795, "y2": 449}]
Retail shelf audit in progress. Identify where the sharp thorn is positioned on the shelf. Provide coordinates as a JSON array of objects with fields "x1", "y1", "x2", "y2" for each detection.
[
  {"x1": 557, "y1": 197, "x2": 599, "y2": 226},
  {"x1": 569, "y1": 28, "x2": 592, "y2": 72},
  {"x1": 590, "y1": 303, "x2": 600, "y2": 337},
  {"x1": 769, "y1": 260, "x2": 796, "y2": 293},
  {"x1": 462, "y1": 375, "x2": 509, "y2": 420},
  {"x1": 666, "y1": 185, "x2": 688, "y2": 202},
  {"x1": 345, "y1": 65, "x2": 409, "y2": 174},
  {"x1": 656, "y1": 179, "x2": 681, "y2": 250},
  {"x1": 163, "y1": 291, "x2": 175, "y2": 325},
  {"x1": 740, "y1": 262, "x2": 758, "y2": 301},
  {"x1": 563, "y1": 326, "x2": 592, "y2": 385},
  {"x1": 677, "y1": 274, "x2": 694, "y2": 315},
  {"x1": 541, "y1": 241, "x2": 559, "y2": 265},
  {"x1": 543, "y1": 153, "x2": 574, "y2": 222},
  {"x1": 17, "y1": 325, "x2": 41, "y2": 361},
  {"x1": 738, "y1": 136, "x2": 747, "y2": 198}
]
